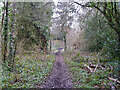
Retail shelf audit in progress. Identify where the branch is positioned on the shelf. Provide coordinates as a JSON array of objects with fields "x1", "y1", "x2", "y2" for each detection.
[
  {"x1": 74, "y1": 1, "x2": 120, "y2": 40},
  {"x1": 84, "y1": 64, "x2": 93, "y2": 73},
  {"x1": 74, "y1": 2, "x2": 103, "y2": 13},
  {"x1": 103, "y1": 2, "x2": 107, "y2": 14},
  {"x1": 74, "y1": 2, "x2": 107, "y2": 22},
  {"x1": 109, "y1": 64, "x2": 113, "y2": 71},
  {"x1": 89, "y1": 62, "x2": 104, "y2": 70},
  {"x1": 108, "y1": 77, "x2": 120, "y2": 84},
  {"x1": 74, "y1": 2, "x2": 87, "y2": 7},
  {"x1": 94, "y1": 64, "x2": 98, "y2": 72},
  {"x1": 41, "y1": 2, "x2": 52, "y2": 8}
]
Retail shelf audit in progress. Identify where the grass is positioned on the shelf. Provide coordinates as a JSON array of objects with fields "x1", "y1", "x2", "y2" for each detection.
[{"x1": 2, "y1": 52, "x2": 55, "y2": 88}]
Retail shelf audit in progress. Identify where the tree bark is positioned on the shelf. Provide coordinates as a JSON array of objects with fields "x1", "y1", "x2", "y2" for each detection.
[
  {"x1": 3, "y1": 2, "x2": 9, "y2": 63},
  {"x1": 64, "y1": 35, "x2": 67, "y2": 51},
  {"x1": 49, "y1": 29, "x2": 52, "y2": 52},
  {"x1": 1, "y1": 2, "x2": 5, "y2": 63},
  {"x1": 8, "y1": 2, "x2": 16, "y2": 71},
  {"x1": 0, "y1": 2, "x2": 5, "y2": 32}
]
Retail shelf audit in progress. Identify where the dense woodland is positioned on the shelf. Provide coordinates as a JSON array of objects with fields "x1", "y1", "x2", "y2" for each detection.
[{"x1": 0, "y1": 1, "x2": 120, "y2": 89}]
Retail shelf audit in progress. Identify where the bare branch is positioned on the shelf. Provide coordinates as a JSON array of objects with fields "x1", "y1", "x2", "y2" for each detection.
[
  {"x1": 84, "y1": 64, "x2": 93, "y2": 73},
  {"x1": 108, "y1": 77, "x2": 120, "y2": 84},
  {"x1": 94, "y1": 64, "x2": 98, "y2": 72}
]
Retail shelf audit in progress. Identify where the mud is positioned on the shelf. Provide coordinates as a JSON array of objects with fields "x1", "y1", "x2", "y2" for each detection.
[{"x1": 41, "y1": 54, "x2": 73, "y2": 88}]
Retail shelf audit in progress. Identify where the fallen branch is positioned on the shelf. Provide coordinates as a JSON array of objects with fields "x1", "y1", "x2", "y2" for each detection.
[
  {"x1": 101, "y1": 64, "x2": 105, "y2": 68},
  {"x1": 98, "y1": 65, "x2": 104, "y2": 70},
  {"x1": 94, "y1": 64, "x2": 98, "y2": 72},
  {"x1": 90, "y1": 64, "x2": 96, "y2": 68},
  {"x1": 84, "y1": 64, "x2": 93, "y2": 73},
  {"x1": 109, "y1": 64, "x2": 113, "y2": 71},
  {"x1": 89, "y1": 62, "x2": 96, "y2": 68},
  {"x1": 108, "y1": 77, "x2": 120, "y2": 84},
  {"x1": 89, "y1": 62, "x2": 104, "y2": 70},
  {"x1": 108, "y1": 64, "x2": 113, "y2": 75}
]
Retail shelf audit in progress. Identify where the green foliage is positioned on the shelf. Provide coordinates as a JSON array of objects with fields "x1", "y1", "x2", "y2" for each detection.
[
  {"x1": 2, "y1": 2, "x2": 9, "y2": 63},
  {"x1": 2, "y1": 53, "x2": 55, "y2": 88},
  {"x1": 16, "y1": 2, "x2": 53, "y2": 50},
  {"x1": 84, "y1": 13, "x2": 119, "y2": 59},
  {"x1": 71, "y1": 52, "x2": 88, "y2": 63},
  {"x1": 65, "y1": 54, "x2": 119, "y2": 88}
]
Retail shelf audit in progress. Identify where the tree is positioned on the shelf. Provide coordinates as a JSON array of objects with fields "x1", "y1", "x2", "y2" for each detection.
[
  {"x1": 84, "y1": 9, "x2": 119, "y2": 59},
  {"x1": 16, "y1": 2, "x2": 53, "y2": 53},
  {"x1": 2, "y1": 1, "x2": 9, "y2": 63},
  {"x1": 0, "y1": 2, "x2": 5, "y2": 34},
  {"x1": 74, "y1": 1, "x2": 120, "y2": 60},
  {"x1": 74, "y1": 2, "x2": 120, "y2": 48},
  {"x1": 8, "y1": 2, "x2": 16, "y2": 71},
  {"x1": 1, "y1": 2, "x2": 53, "y2": 71},
  {"x1": 1, "y1": 2, "x2": 5, "y2": 64},
  {"x1": 52, "y1": 2, "x2": 74, "y2": 51}
]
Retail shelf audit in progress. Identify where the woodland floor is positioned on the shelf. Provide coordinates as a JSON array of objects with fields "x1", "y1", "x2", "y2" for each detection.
[
  {"x1": 40, "y1": 54, "x2": 73, "y2": 88},
  {"x1": 2, "y1": 50, "x2": 119, "y2": 88}
]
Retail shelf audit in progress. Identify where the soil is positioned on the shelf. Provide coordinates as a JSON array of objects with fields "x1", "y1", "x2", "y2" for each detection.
[{"x1": 41, "y1": 54, "x2": 73, "y2": 88}]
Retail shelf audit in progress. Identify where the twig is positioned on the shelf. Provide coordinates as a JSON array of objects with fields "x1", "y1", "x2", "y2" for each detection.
[
  {"x1": 108, "y1": 76, "x2": 120, "y2": 84},
  {"x1": 89, "y1": 62, "x2": 104, "y2": 70},
  {"x1": 109, "y1": 64, "x2": 113, "y2": 71},
  {"x1": 84, "y1": 64, "x2": 93, "y2": 73},
  {"x1": 98, "y1": 65, "x2": 104, "y2": 70},
  {"x1": 94, "y1": 64, "x2": 98, "y2": 72}
]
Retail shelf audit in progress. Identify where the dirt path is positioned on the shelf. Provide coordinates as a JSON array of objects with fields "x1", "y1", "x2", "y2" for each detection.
[{"x1": 41, "y1": 54, "x2": 73, "y2": 88}]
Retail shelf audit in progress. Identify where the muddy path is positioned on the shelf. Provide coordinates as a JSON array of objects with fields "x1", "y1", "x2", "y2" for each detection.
[{"x1": 41, "y1": 54, "x2": 73, "y2": 88}]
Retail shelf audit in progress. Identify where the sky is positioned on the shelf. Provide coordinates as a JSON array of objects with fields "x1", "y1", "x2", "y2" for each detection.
[
  {"x1": 0, "y1": 2, "x2": 3, "y2": 7},
  {"x1": 53, "y1": 0, "x2": 58, "y2": 6},
  {"x1": 0, "y1": 1, "x2": 81, "y2": 30}
]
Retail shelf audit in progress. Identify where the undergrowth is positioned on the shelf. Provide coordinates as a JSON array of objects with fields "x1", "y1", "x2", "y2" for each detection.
[
  {"x1": 65, "y1": 51, "x2": 120, "y2": 89},
  {"x1": 2, "y1": 52, "x2": 55, "y2": 88}
]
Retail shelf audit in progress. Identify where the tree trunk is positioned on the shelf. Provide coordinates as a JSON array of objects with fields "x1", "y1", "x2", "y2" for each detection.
[
  {"x1": 3, "y1": 2, "x2": 9, "y2": 63},
  {"x1": 13, "y1": 39, "x2": 17, "y2": 71},
  {"x1": 49, "y1": 29, "x2": 52, "y2": 52},
  {"x1": 8, "y1": 2, "x2": 16, "y2": 71},
  {"x1": 0, "y1": 2, "x2": 5, "y2": 32},
  {"x1": 1, "y1": 2, "x2": 5, "y2": 63},
  {"x1": 64, "y1": 35, "x2": 67, "y2": 51},
  {"x1": 40, "y1": 35, "x2": 48, "y2": 54}
]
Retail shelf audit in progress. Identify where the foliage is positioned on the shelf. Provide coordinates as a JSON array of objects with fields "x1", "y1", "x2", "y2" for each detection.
[
  {"x1": 52, "y1": 2, "x2": 74, "y2": 51},
  {"x1": 16, "y1": 2, "x2": 53, "y2": 51},
  {"x1": 2, "y1": 53, "x2": 55, "y2": 88},
  {"x1": 8, "y1": 2, "x2": 16, "y2": 71},
  {"x1": 65, "y1": 52, "x2": 120, "y2": 88},
  {"x1": 1, "y1": 1, "x2": 120, "y2": 89},
  {"x1": 2, "y1": 2, "x2": 9, "y2": 62},
  {"x1": 84, "y1": 11, "x2": 119, "y2": 59},
  {"x1": 75, "y1": 1, "x2": 120, "y2": 59},
  {"x1": 1, "y1": 2, "x2": 53, "y2": 73}
]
